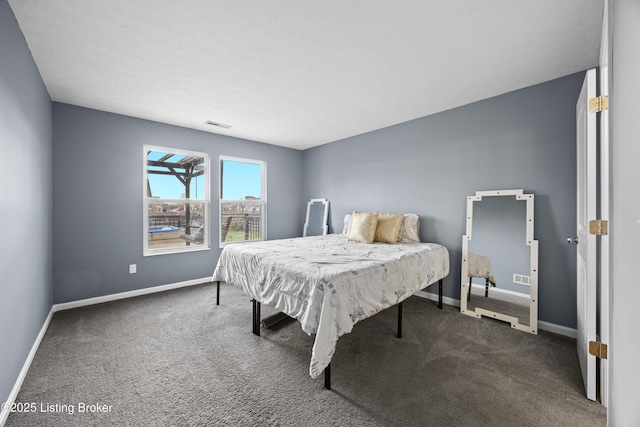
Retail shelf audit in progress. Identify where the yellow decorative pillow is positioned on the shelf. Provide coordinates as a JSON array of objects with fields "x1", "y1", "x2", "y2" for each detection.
[
  {"x1": 346, "y1": 212, "x2": 379, "y2": 244},
  {"x1": 374, "y1": 213, "x2": 404, "y2": 244}
]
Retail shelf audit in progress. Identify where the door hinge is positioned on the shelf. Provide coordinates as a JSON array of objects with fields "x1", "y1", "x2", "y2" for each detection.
[
  {"x1": 589, "y1": 341, "x2": 608, "y2": 359},
  {"x1": 589, "y1": 95, "x2": 609, "y2": 113},
  {"x1": 589, "y1": 219, "x2": 608, "y2": 236}
]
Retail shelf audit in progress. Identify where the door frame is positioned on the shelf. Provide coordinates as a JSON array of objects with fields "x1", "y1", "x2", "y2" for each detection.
[{"x1": 599, "y1": 0, "x2": 611, "y2": 408}]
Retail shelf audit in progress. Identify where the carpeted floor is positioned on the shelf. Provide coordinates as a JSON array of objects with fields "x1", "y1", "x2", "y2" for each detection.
[{"x1": 6, "y1": 282, "x2": 606, "y2": 426}]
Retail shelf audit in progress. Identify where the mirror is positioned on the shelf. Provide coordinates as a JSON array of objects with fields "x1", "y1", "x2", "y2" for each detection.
[
  {"x1": 303, "y1": 198, "x2": 329, "y2": 237},
  {"x1": 460, "y1": 189, "x2": 538, "y2": 334}
]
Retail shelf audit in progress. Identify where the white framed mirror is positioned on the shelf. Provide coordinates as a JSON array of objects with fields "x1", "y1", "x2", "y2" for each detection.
[
  {"x1": 460, "y1": 189, "x2": 538, "y2": 334},
  {"x1": 303, "y1": 198, "x2": 329, "y2": 237}
]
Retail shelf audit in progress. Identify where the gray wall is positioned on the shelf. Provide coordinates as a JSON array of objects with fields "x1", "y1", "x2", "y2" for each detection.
[
  {"x1": 0, "y1": 0, "x2": 53, "y2": 407},
  {"x1": 52, "y1": 103, "x2": 303, "y2": 304},
  {"x1": 302, "y1": 72, "x2": 584, "y2": 328},
  {"x1": 610, "y1": 0, "x2": 640, "y2": 423}
]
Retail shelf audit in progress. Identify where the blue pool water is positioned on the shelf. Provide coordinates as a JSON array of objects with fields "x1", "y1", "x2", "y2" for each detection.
[{"x1": 149, "y1": 226, "x2": 182, "y2": 233}]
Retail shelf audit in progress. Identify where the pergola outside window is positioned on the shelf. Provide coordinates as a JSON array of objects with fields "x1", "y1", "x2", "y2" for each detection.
[{"x1": 144, "y1": 146, "x2": 209, "y2": 255}]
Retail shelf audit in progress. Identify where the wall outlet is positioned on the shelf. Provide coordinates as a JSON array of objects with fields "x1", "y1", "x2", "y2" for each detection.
[{"x1": 129, "y1": 264, "x2": 137, "y2": 274}]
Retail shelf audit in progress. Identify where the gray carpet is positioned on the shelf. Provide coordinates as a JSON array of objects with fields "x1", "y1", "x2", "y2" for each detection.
[{"x1": 7, "y1": 283, "x2": 606, "y2": 426}]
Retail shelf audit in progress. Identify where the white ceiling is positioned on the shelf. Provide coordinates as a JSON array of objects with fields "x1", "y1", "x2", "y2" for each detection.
[{"x1": 9, "y1": 1, "x2": 603, "y2": 150}]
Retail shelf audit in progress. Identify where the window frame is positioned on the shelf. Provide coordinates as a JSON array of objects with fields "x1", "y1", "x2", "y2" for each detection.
[
  {"x1": 143, "y1": 145, "x2": 210, "y2": 256},
  {"x1": 219, "y1": 155, "x2": 267, "y2": 248}
]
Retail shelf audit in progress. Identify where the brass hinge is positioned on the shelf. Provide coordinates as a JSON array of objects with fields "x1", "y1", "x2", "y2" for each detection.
[
  {"x1": 589, "y1": 95, "x2": 609, "y2": 113},
  {"x1": 589, "y1": 341, "x2": 608, "y2": 359},
  {"x1": 589, "y1": 219, "x2": 608, "y2": 236}
]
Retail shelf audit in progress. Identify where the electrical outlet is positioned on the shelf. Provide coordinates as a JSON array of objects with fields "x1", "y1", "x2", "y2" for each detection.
[{"x1": 129, "y1": 264, "x2": 137, "y2": 274}]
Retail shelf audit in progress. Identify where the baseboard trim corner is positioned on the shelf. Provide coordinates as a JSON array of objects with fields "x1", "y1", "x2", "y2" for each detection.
[{"x1": 1, "y1": 307, "x2": 54, "y2": 427}]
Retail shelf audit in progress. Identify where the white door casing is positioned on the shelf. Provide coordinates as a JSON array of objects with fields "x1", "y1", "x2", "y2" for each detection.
[{"x1": 598, "y1": 0, "x2": 610, "y2": 407}]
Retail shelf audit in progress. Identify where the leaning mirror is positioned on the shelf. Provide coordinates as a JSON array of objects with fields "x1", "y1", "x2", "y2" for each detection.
[
  {"x1": 460, "y1": 189, "x2": 538, "y2": 334},
  {"x1": 303, "y1": 198, "x2": 329, "y2": 237}
]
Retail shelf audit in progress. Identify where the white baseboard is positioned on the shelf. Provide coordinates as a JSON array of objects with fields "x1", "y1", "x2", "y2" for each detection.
[
  {"x1": 469, "y1": 282, "x2": 529, "y2": 299},
  {"x1": 1, "y1": 307, "x2": 54, "y2": 427},
  {"x1": 52, "y1": 277, "x2": 212, "y2": 312},
  {"x1": 413, "y1": 291, "x2": 577, "y2": 339},
  {"x1": 1, "y1": 277, "x2": 212, "y2": 427},
  {"x1": 538, "y1": 321, "x2": 577, "y2": 338},
  {"x1": 415, "y1": 290, "x2": 460, "y2": 307}
]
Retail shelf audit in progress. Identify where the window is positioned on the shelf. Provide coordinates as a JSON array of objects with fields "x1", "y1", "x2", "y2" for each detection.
[
  {"x1": 144, "y1": 146, "x2": 209, "y2": 255},
  {"x1": 220, "y1": 156, "x2": 266, "y2": 246}
]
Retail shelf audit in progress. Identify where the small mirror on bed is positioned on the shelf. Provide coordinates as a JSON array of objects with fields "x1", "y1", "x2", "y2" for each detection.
[
  {"x1": 303, "y1": 198, "x2": 329, "y2": 237},
  {"x1": 460, "y1": 189, "x2": 538, "y2": 334}
]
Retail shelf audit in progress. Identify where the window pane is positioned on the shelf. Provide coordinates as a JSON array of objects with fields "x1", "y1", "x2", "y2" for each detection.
[
  {"x1": 148, "y1": 151, "x2": 205, "y2": 199},
  {"x1": 221, "y1": 201, "x2": 263, "y2": 243},
  {"x1": 221, "y1": 159, "x2": 262, "y2": 200},
  {"x1": 147, "y1": 201, "x2": 206, "y2": 249},
  {"x1": 144, "y1": 146, "x2": 209, "y2": 256}
]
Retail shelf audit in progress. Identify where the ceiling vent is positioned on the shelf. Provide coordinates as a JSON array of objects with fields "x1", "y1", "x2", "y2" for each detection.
[{"x1": 205, "y1": 120, "x2": 232, "y2": 129}]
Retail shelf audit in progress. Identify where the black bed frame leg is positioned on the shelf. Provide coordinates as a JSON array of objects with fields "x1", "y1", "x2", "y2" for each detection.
[
  {"x1": 252, "y1": 299, "x2": 261, "y2": 336},
  {"x1": 438, "y1": 279, "x2": 443, "y2": 309},
  {"x1": 257, "y1": 301, "x2": 261, "y2": 335},
  {"x1": 397, "y1": 301, "x2": 403, "y2": 338},
  {"x1": 324, "y1": 364, "x2": 331, "y2": 390},
  {"x1": 216, "y1": 281, "x2": 220, "y2": 305}
]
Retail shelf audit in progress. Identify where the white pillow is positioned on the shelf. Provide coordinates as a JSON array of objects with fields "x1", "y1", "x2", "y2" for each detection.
[
  {"x1": 342, "y1": 214, "x2": 352, "y2": 235},
  {"x1": 398, "y1": 214, "x2": 420, "y2": 243}
]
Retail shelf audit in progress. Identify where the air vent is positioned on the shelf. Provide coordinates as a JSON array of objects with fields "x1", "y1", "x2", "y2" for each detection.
[
  {"x1": 205, "y1": 120, "x2": 232, "y2": 129},
  {"x1": 513, "y1": 274, "x2": 531, "y2": 286}
]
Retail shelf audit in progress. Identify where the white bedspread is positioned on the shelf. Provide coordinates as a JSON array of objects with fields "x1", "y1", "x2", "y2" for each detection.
[
  {"x1": 467, "y1": 252, "x2": 496, "y2": 286},
  {"x1": 211, "y1": 234, "x2": 450, "y2": 378}
]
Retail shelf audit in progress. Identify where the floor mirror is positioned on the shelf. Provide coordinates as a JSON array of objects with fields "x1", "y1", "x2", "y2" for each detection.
[
  {"x1": 460, "y1": 189, "x2": 538, "y2": 334},
  {"x1": 303, "y1": 198, "x2": 329, "y2": 237}
]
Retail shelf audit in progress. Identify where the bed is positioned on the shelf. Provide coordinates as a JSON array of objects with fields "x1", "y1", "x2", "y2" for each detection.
[
  {"x1": 211, "y1": 230, "x2": 449, "y2": 388},
  {"x1": 466, "y1": 252, "x2": 496, "y2": 300}
]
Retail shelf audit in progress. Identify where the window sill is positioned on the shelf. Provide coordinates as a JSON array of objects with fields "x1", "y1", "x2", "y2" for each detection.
[{"x1": 144, "y1": 246, "x2": 211, "y2": 257}]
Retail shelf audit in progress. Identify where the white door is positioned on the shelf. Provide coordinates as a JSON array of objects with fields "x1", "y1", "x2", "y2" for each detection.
[{"x1": 575, "y1": 68, "x2": 597, "y2": 401}]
